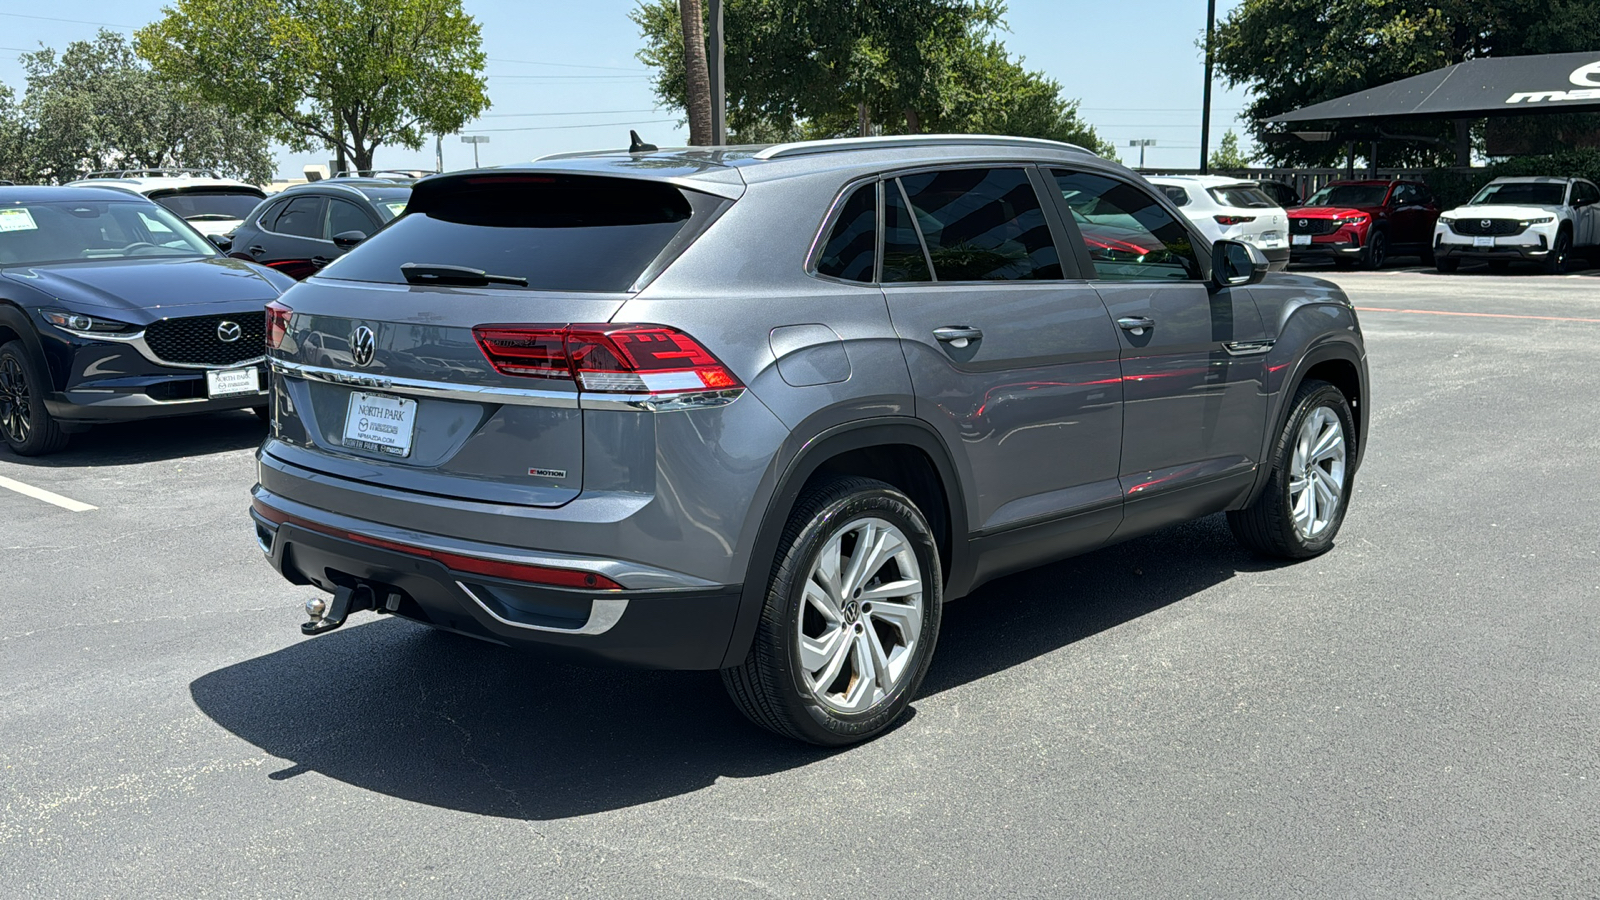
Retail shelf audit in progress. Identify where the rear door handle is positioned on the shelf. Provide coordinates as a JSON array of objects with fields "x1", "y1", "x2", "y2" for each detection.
[
  {"x1": 1116, "y1": 316, "x2": 1155, "y2": 335},
  {"x1": 933, "y1": 326, "x2": 982, "y2": 348},
  {"x1": 247, "y1": 245, "x2": 266, "y2": 256}
]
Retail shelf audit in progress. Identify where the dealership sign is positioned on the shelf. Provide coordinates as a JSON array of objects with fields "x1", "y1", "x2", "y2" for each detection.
[{"x1": 1506, "y1": 60, "x2": 1600, "y2": 105}]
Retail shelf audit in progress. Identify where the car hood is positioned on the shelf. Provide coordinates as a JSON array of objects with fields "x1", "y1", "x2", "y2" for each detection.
[
  {"x1": 1443, "y1": 204, "x2": 1561, "y2": 220},
  {"x1": 0, "y1": 256, "x2": 287, "y2": 313},
  {"x1": 1288, "y1": 206, "x2": 1373, "y2": 219}
]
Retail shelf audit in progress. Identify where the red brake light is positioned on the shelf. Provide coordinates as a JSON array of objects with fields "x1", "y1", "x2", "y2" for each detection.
[
  {"x1": 265, "y1": 300, "x2": 292, "y2": 350},
  {"x1": 1214, "y1": 215, "x2": 1257, "y2": 226},
  {"x1": 474, "y1": 324, "x2": 743, "y2": 394}
]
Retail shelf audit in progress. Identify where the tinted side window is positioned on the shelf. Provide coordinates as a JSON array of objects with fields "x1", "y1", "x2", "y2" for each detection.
[
  {"x1": 1052, "y1": 170, "x2": 1201, "y2": 282},
  {"x1": 897, "y1": 168, "x2": 1062, "y2": 281},
  {"x1": 883, "y1": 180, "x2": 932, "y2": 283},
  {"x1": 1159, "y1": 185, "x2": 1190, "y2": 206},
  {"x1": 273, "y1": 197, "x2": 325, "y2": 238},
  {"x1": 815, "y1": 184, "x2": 876, "y2": 282},
  {"x1": 328, "y1": 198, "x2": 373, "y2": 239}
]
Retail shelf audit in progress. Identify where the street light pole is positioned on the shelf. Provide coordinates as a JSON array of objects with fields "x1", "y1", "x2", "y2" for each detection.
[
  {"x1": 708, "y1": 0, "x2": 726, "y2": 145},
  {"x1": 1129, "y1": 139, "x2": 1156, "y2": 168},
  {"x1": 1200, "y1": 0, "x2": 1216, "y2": 173},
  {"x1": 460, "y1": 134, "x2": 489, "y2": 168}
]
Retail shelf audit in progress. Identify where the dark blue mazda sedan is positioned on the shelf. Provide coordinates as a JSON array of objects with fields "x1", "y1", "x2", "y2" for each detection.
[{"x1": 0, "y1": 185, "x2": 294, "y2": 455}]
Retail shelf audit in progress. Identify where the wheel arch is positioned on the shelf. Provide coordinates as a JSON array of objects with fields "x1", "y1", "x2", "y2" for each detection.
[
  {"x1": 718, "y1": 416, "x2": 971, "y2": 669},
  {"x1": 1241, "y1": 335, "x2": 1369, "y2": 510},
  {"x1": 0, "y1": 302, "x2": 56, "y2": 387}
]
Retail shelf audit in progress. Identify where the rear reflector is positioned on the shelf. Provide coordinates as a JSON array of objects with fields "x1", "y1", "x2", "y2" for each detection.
[
  {"x1": 265, "y1": 301, "x2": 292, "y2": 350},
  {"x1": 474, "y1": 323, "x2": 742, "y2": 393},
  {"x1": 251, "y1": 499, "x2": 622, "y2": 590}
]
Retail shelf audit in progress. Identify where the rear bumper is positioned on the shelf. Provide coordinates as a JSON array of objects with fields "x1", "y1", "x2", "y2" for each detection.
[
  {"x1": 1261, "y1": 246, "x2": 1291, "y2": 271},
  {"x1": 251, "y1": 489, "x2": 743, "y2": 669}
]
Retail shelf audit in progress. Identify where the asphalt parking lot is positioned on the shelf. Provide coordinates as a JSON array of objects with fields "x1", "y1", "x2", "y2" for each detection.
[{"x1": 3, "y1": 263, "x2": 1597, "y2": 898}]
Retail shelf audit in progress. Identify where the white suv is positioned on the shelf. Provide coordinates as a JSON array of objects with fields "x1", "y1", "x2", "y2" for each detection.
[
  {"x1": 1148, "y1": 175, "x2": 1290, "y2": 270},
  {"x1": 68, "y1": 169, "x2": 267, "y2": 239},
  {"x1": 1434, "y1": 176, "x2": 1600, "y2": 274}
]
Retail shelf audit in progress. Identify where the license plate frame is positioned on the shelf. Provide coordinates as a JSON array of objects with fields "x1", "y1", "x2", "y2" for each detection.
[
  {"x1": 342, "y1": 391, "x2": 416, "y2": 458},
  {"x1": 1291, "y1": 234, "x2": 1312, "y2": 246},
  {"x1": 206, "y1": 367, "x2": 260, "y2": 398},
  {"x1": 1473, "y1": 235, "x2": 1495, "y2": 248}
]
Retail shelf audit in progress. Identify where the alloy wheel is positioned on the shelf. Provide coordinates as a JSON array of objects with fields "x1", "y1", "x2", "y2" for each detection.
[
  {"x1": 796, "y1": 516, "x2": 925, "y2": 714},
  {"x1": 1288, "y1": 407, "x2": 1346, "y2": 540},
  {"x1": 0, "y1": 355, "x2": 32, "y2": 445}
]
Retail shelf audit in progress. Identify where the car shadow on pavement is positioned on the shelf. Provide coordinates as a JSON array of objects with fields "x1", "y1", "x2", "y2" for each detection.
[
  {"x1": 0, "y1": 410, "x2": 266, "y2": 467},
  {"x1": 190, "y1": 514, "x2": 1277, "y2": 820}
]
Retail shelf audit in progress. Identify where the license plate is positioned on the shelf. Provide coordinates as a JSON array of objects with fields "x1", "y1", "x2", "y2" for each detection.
[
  {"x1": 206, "y1": 367, "x2": 260, "y2": 398},
  {"x1": 342, "y1": 391, "x2": 416, "y2": 457},
  {"x1": 1261, "y1": 231, "x2": 1282, "y2": 243},
  {"x1": 1474, "y1": 236, "x2": 1495, "y2": 247},
  {"x1": 1292, "y1": 234, "x2": 1312, "y2": 246}
]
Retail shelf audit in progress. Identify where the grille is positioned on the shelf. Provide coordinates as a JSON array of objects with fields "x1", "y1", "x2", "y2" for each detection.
[
  {"x1": 1290, "y1": 218, "x2": 1340, "y2": 236},
  {"x1": 1449, "y1": 218, "x2": 1527, "y2": 237},
  {"x1": 144, "y1": 312, "x2": 266, "y2": 366}
]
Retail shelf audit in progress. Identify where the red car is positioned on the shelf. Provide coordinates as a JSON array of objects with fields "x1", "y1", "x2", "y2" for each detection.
[{"x1": 1288, "y1": 179, "x2": 1441, "y2": 269}]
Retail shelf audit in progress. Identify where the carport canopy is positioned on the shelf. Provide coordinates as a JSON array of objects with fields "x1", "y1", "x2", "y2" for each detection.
[{"x1": 1268, "y1": 51, "x2": 1600, "y2": 123}]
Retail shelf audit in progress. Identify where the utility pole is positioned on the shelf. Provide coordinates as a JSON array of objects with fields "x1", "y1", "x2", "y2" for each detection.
[
  {"x1": 435, "y1": 133, "x2": 443, "y2": 173},
  {"x1": 708, "y1": 0, "x2": 726, "y2": 145},
  {"x1": 1200, "y1": 0, "x2": 1216, "y2": 173},
  {"x1": 461, "y1": 134, "x2": 489, "y2": 168},
  {"x1": 1129, "y1": 139, "x2": 1156, "y2": 168}
]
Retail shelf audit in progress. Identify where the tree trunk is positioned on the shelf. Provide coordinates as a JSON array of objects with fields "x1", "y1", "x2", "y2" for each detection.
[
  {"x1": 353, "y1": 143, "x2": 375, "y2": 173},
  {"x1": 334, "y1": 113, "x2": 348, "y2": 175},
  {"x1": 858, "y1": 102, "x2": 871, "y2": 138},
  {"x1": 903, "y1": 108, "x2": 920, "y2": 134},
  {"x1": 679, "y1": 0, "x2": 713, "y2": 146}
]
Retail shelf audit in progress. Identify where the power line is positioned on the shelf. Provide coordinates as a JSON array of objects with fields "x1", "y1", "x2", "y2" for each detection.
[
  {"x1": 469, "y1": 117, "x2": 679, "y2": 133},
  {"x1": 489, "y1": 74, "x2": 651, "y2": 81},
  {"x1": 481, "y1": 108, "x2": 662, "y2": 118},
  {"x1": 0, "y1": 12, "x2": 132, "y2": 29},
  {"x1": 488, "y1": 57, "x2": 646, "y2": 73}
]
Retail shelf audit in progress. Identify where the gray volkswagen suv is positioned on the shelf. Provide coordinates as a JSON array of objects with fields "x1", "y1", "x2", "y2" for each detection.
[{"x1": 251, "y1": 136, "x2": 1368, "y2": 745}]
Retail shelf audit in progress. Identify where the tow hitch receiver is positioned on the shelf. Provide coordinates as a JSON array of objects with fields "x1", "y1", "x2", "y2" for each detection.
[{"x1": 302, "y1": 583, "x2": 401, "y2": 635}]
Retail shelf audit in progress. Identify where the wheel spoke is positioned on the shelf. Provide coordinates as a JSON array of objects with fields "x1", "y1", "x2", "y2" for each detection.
[
  {"x1": 864, "y1": 625, "x2": 895, "y2": 693},
  {"x1": 866, "y1": 599, "x2": 922, "y2": 646},
  {"x1": 858, "y1": 578, "x2": 920, "y2": 602},
  {"x1": 1313, "y1": 468, "x2": 1339, "y2": 513},
  {"x1": 837, "y1": 521, "x2": 878, "y2": 600},
  {"x1": 849, "y1": 529, "x2": 905, "y2": 598},
  {"x1": 837, "y1": 632, "x2": 877, "y2": 712},
  {"x1": 1310, "y1": 422, "x2": 1344, "y2": 463},
  {"x1": 803, "y1": 577, "x2": 842, "y2": 623},
  {"x1": 809, "y1": 624, "x2": 854, "y2": 694},
  {"x1": 799, "y1": 623, "x2": 847, "y2": 673},
  {"x1": 813, "y1": 533, "x2": 845, "y2": 606},
  {"x1": 1313, "y1": 465, "x2": 1342, "y2": 501}
]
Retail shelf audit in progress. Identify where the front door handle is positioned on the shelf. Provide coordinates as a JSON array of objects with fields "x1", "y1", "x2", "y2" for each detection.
[
  {"x1": 247, "y1": 245, "x2": 266, "y2": 256},
  {"x1": 1116, "y1": 316, "x2": 1155, "y2": 336},
  {"x1": 311, "y1": 256, "x2": 333, "y2": 268},
  {"x1": 933, "y1": 326, "x2": 982, "y2": 348}
]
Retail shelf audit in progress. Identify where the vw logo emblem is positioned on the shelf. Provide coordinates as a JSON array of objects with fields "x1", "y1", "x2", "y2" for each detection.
[
  {"x1": 215, "y1": 320, "x2": 241, "y2": 343},
  {"x1": 350, "y1": 325, "x2": 376, "y2": 367}
]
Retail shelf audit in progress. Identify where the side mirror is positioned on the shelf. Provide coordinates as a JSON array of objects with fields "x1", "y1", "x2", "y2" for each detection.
[
  {"x1": 332, "y1": 230, "x2": 368, "y2": 250},
  {"x1": 1573, "y1": 197, "x2": 1591, "y2": 209},
  {"x1": 206, "y1": 233, "x2": 232, "y2": 251},
  {"x1": 1211, "y1": 239, "x2": 1269, "y2": 288}
]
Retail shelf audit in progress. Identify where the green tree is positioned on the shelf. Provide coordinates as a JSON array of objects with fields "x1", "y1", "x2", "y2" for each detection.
[
  {"x1": 631, "y1": 0, "x2": 1114, "y2": 155},
  {"x1": 3, "y1": 31, "x2": 272, "y2": 184},
  {"x1": 137, "y1": 0, "x2": 490, "y2": 173},
  {"x1": 1209, "y1": 129, "x2": 1252, "y2": 169},
  {"x1": 1214, "y1": 0, "x2": 1600, "y2": 167}
]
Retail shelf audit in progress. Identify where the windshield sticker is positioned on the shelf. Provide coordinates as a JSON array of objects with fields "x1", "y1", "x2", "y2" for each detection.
[
  {"x1": 383, "y1": 201, "x2": 408, "y2": 218},
  {"x1": 0, "y1": 208, "x2": 39, "y2": 232}
]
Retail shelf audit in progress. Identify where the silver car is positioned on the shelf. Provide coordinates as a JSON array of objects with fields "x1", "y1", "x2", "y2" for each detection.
[{"x1": 251, "y1": 135, "x2": 1369, "y2": 745}]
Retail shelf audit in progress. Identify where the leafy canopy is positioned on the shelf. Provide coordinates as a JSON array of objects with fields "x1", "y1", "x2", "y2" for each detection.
[
  {"x1": 1209, "y1": 130, "x2": 1252, "y2": 170},
  {"x1": 631, "y1": 0, "x2": 1114, "y2": 155},
  {"x1": 0, "y1": 30, "x2": 272, "y2": 184},
  {"x1": 136, "y1": 0, "x2": 490, "y2": 171},
  {"x1": 1214, "y1": 0, "x2": 1600, "y2": 166}
]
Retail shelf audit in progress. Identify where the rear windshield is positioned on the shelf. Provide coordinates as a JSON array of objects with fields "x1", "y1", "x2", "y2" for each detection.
[
  {"x1": 1208, "y1": 185, "x2": 1276, "y2": 208},
  {"x1": 150, "y1": 188, "x2": 264, "y2": 222},
  {"x1": 323, "y1": 176, "x2": 696, "y2": 292},
  {"x1": 1470, "y1": 182, "x2": 1565, "y2": 206}
]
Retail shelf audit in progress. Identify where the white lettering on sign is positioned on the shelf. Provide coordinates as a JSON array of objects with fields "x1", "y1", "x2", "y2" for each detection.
[
  {"x1": 1506, "y1": 88, "x2": 1600, "y2": 104},
  {"x1": 1571, "y1": 60, "x2": 1600, "y2": 87}
]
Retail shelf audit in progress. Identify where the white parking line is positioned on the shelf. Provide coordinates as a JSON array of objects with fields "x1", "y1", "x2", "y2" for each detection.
[{"x1": 0, "y1": 474, "x2": 97, "y2": 512}]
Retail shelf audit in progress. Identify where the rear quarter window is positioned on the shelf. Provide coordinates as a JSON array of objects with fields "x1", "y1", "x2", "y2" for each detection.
[{"x1": 323, "y1": 175, "x2": 705, "y2": 292}]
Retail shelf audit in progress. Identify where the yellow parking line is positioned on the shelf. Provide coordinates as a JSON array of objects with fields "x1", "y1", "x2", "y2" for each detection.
[{"x1": 0, "y1": 473, "x2": 97, "y2": 512}]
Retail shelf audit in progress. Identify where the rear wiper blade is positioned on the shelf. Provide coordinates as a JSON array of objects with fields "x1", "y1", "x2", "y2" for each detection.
[{"x1": 400, "y1": 263, "x2": 529, "y2": 287}]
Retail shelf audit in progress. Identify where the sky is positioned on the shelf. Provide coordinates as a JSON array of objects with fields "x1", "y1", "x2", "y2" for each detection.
[{"x1": 0, "y1": 1, "x2": 1253, "y2": 179}]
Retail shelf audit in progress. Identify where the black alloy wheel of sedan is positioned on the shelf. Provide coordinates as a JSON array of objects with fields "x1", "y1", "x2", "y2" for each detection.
[{"x1": 0, "y1": 342, "x2": 68, "y2": 455}]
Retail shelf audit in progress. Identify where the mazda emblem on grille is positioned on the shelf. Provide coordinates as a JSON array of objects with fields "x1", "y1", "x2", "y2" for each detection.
[
  {"x1": 1298, "y1": 219, "x2": 1307, "y2": 227},
  {"x1": 216, "y1": 320, "x2": 242, "y2": 343},
  {"x1": 1481, "y1": 219, "x2": 1491, "y2": 228},
  {"x1": 351, "y1": 326, "x2": 376, "y2": 367}
]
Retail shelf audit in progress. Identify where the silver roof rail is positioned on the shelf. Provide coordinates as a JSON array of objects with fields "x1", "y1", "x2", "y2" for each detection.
[{"x1": 751, "y1": 134, "x2": 1095, "y2": 161}]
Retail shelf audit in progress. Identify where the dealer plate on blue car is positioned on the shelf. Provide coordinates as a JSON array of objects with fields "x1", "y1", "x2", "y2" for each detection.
[
  {"x1": 206, "y1": 367, "x2": 260, "y2": 398},
  {"x1": 342, "y1": 391, "x2": 416, "y2": 457}
]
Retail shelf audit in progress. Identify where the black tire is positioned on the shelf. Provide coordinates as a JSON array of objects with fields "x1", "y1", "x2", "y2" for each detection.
[
  {"x1": 0, "y1": 340, "x2": 69, "y2": 457},
  {"x1": 1543, "y1": 230, "x2": 1571, "y2": 275},
  {"x1": 721, "y1": 476, "x2": 942, "y2": 746},
  {"x1": 1419, "y1": 244, "x2": 1436, "y2": 266},
  {"x1": 253, "y1": 404, "x2": 272, "y2": 423},
  {"x1": 1360, "y1": 229, "x2": 1389, "y2": 270},
  {"x1": 1227, "y1": 379, "x2": 1356, "y2": 559},
  {"x1": 1434, "y1": 256, "x2": 1459, "y2": 273}
]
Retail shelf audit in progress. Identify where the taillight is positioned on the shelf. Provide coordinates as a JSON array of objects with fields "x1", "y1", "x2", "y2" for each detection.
[
  {"x1": 1214, "y1": 215, "x2": 1257, "y2": 226},
  {"x1": 474, "y1": 324, "x2": 742, "y2": 394},
  {"x1": 265, "y1": 300, "x2": 292, "y2": 350}
]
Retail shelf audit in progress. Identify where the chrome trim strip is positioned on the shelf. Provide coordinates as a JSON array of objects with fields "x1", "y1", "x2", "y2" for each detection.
[
  {"x1": 1223, "y1": 340, "x2": 1276, "y2": 357},
  {"x1": 457, "y1": 582, "x2": 629, "y2": 636},
  {"x1": 270, "y1": 359, "x2": 578, "y2": 408},
  {"x1": 579, "y1": 389, "x2": 744, "y2": 412}
]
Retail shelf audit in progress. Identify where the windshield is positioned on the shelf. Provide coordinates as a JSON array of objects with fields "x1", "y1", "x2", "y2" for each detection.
[
  {"x1": 150, "y1": 188, "x2": 264, "y2": 221},
  {"x1": 1304, "y1": 184, "x2": 1389, "y2": 208},
  {"x1": 1470, "y1": 182, "x2": 1566, "y2": 206},
  {"x1": 1209, "y1": 185, "x2": 1277, "y2": 208},
  {"x1": 0, "y1": 199, "x2": 216, "y2": 267}
]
